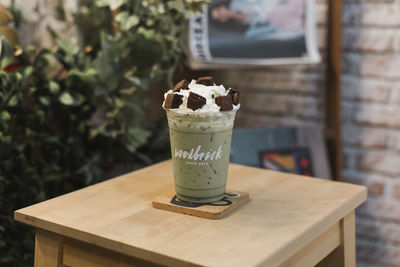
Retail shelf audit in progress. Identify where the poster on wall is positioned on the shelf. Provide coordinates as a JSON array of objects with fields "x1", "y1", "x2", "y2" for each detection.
[
  {"x1": 189, "y1": 0, "x2": 320, "y2": 68},
  {"x1": 259, "y1": 148, "x2": 313, "y2": 176}
]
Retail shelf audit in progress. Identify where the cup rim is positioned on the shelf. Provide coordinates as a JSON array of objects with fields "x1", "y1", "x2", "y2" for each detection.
[{"x1": 164, "y1": 108, "x2": 238, "y2": 116}]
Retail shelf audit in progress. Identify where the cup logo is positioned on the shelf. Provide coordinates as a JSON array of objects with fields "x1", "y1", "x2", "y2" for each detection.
[{"x1": 175, "y1": 145, "x2": 222, "y2": 161}]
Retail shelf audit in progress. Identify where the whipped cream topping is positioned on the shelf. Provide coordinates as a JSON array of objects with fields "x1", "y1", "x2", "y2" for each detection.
[{"x1": 163, "y1": 80, "x2": 240, "y2": 113}]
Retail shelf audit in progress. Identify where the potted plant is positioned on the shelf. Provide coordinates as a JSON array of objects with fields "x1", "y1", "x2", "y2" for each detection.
[{"x1": 0, "y1": 1, "x2": 208, "y2": 265}]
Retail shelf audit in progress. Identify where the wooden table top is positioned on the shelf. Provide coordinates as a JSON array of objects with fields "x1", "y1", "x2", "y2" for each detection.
[{"x1": 15, "y1": 160, "x2": 367, "y2": 267}]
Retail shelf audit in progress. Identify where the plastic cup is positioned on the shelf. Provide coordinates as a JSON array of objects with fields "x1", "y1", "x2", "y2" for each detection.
[{"x1": 166, "y1": 109, "x2": 237, "y2": 203}]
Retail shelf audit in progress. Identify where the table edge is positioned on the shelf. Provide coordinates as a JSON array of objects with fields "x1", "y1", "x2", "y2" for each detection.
[
  {"x1": 14, "y1": 211, "x2": 204, "y2": 267},
  {"x1": 256, "y1": 185, "x2": 367, "y2": 266}
]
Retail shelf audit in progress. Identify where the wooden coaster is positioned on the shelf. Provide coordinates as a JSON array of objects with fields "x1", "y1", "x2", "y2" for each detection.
[{"x1": 152, "y1": 190, "x2": 249, "y2": 219}]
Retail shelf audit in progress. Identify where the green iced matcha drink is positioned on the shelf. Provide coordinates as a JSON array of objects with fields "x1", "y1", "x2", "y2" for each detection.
[
  {"x1": 163, "y1": 77, "x2": 240, "y2": 203},
  {"x1": 166, "y1": 110, "x2": 236, "y2": 203}
]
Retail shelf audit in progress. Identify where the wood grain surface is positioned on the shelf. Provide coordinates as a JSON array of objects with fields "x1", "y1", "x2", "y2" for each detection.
[{"x1": 15, "y1": 160, "x2": 366, "y2": 267}]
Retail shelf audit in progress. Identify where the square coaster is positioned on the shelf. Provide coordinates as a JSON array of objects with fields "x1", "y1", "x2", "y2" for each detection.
[{"x1": 152, "y1": 190, "x2": 249, "y2": 219}]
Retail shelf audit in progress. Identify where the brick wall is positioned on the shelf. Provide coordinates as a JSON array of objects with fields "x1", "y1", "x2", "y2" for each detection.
[
  {"x1": 341, "y1": 0, "x2": 400, "y2": 265},
  {"x1": 214, "y1": 0, "x2": 400, "y2": 266}
]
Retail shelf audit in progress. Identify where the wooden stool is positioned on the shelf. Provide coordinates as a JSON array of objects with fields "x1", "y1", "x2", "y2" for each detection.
[{"x1": 15, "y1": 160, "x2": 366, "y2": 267}]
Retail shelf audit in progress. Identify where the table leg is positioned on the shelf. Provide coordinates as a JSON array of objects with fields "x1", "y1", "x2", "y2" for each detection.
[
  {"x1": 34, "y1": 229, "x2": 64, "y2": 267},
  {"x1": 316, "y1": 210, "x2": 356, "y2": 267}
]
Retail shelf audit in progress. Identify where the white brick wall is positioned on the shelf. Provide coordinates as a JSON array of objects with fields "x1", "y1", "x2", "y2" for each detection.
[
  {"x1": 342, "y1": 125, "x2": 387, "y2": 148},
  {"x1": 359, "y1": 152, "x2": 400, "y2": 177},
  {"x1": 342, "y1": 3, "x2": 400, "y2": 26},
  {"x1": 341, "y1": 1, "x2": 400, "y2": 265},
  {"x1": 342, "y1": 28, "x2": 394, "y2": 52},
  {"x1": 341, "y1": 75, "x2": 391, "y2": 103},
  {"x1": 342, "y1": 53, "x2": 400, "y2": 79},
  {"x1": 353, "y1": 103, "x2": 400, "y2": 127},
  {"x1": 395, "y1": 32, "x2": 400, "y2": 52},
  {"x1": 387, "y1": 131, "x2": 400, "y2": 152},
  {"x1": 390, "y1": 84, "x2": 400, "y2": 105},
  {"x1": 359, "y1": 55, "x2": 400, "y2": 79}
]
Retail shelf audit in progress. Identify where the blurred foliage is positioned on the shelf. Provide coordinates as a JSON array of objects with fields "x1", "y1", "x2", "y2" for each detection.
[{"x1": 0, "y1": 0, "x2": 208, "y2": 266}]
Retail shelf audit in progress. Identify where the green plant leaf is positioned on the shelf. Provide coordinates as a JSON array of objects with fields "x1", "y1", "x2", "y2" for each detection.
[
  {"x1": 39, "y1": 96, "x2": 50, "y2": 106},
  {"x1": 56, "y1": 39, "x2": 79, "y2": 56},
  {"x1": 116, "y1": 12, "x2": 139, "y2": 31},
  {"x1": 137, "y1": 27, "x2": 155, "y2": 39},
  {"x1": 49, "y1": 81, "x2": 60, "y2": 94},
  {"x1": 24, "y1": 66, "x2": 34, "y2": 77},
  {"x1": 68, "y1": 68, "x2": 98, "y2": 84},
  {"x1": 0, "y1": 38, "x2": 14, "y2": 69},
  {"x1": 8, "y1": 95, "x2": 17, "y2": 106},
  {"x1": 95, "y1": 0, "x2": 125, "y2": 10},
  {"x1": 59, "y1": 92, "x2": 74, "y2": 105},
  {"x1": 167, "y1": 0, "x2": 184, "y2": 10},
  {"x1": 1, "y1": 111, "x2": 10, "y2": 121}
]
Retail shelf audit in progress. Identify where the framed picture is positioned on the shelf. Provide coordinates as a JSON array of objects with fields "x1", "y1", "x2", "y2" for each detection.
[
  {"x1": 189, "y1": 0, "x2": 320, "y2": 68},
  {"x1": 260, "y1": 147, "x2": 313, "y2": 176}
]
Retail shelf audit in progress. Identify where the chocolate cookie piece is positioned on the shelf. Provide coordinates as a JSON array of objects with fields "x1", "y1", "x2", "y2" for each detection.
[
  {"x1": 227, "y1": 88, "x2": 240, "y2": 105},
  {"x1": 187, "y1": 92, "x2": 206, "y2": 111},
  {"x1": 196, "y1": 76, "x2": 214, "y2": 86},
  {"x1": 215, "y1": 95, "x2": 233, "y2": 111},
  {"x1": 164, "y1": 93, "x2": 183, "y2": 109},
  {"x1": 173, "y1": 79, "x2": 189, "y2": 92}
]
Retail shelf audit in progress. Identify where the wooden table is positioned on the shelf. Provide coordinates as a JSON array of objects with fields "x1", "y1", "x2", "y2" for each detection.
[{"x1": 15, "y1": 160, "x2": 367, "y2": 267}]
